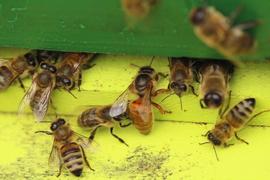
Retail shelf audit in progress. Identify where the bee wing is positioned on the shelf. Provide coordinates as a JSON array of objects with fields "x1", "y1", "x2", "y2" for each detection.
[
  {"x1": 109, "y1": 85, "x2": 132, "y2": 117},
  {"x1": 33, "y1": 82, "x2": 54, "y2": 122},
  {"x1": 72, "y1": 131, "x2": 99, "y2": 152},
  {"x1": 18, "y1": 76, "x2": 38, "y2": 118},
  {"x1": 48, "y1": 142, "x2": 62, "y2": 173},
  {"x1": 0, "y1": 58, "x2": 11, "y2": 65}
]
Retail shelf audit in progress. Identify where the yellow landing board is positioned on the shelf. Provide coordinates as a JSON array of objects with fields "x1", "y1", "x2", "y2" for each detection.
[{"x1": 0, "y1": 52, "x2": 270, "y2": 179}]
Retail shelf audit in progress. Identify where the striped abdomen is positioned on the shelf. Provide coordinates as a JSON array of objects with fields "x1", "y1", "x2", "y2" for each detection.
[
  {"x1": 61, "y1": 143, "x2": 84, "y2": 177},
  {"x1": 128, "y1": 98, "x2": 153, "y2": 135},
  {"x1": 225, "y1": 98, "x2": 255, "y2": 129},
  {"x1": 77, "y1": 108, "x2": 100, "y2": 128},
  {"x1": 0, "y1": 66, "x2": 15, "y2": 90}
]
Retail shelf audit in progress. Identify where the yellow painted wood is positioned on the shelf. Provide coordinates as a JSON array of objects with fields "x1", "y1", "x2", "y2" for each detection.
[{"x1": 0, "y1": 51, "x2": 270, "y2": 179}]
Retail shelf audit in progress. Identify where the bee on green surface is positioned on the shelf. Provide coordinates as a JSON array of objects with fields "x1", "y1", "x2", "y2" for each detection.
[{"x1": 190, "y1": 6, "x2": 259, "y2": 58}]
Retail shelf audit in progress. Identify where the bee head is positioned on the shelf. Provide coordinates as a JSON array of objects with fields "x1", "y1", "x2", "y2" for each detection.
[
  {"x1": 169, "y1": 82, "x2": 187, "y2": 95},
  {"x1": 24, "y1": 53, "x2": 37, "y2": 67},
  {"x1": 204, "y1": 92, "x2": 222, "y2": 108},
  {"x1": 207, "y1": 132, "x2": 221, "y2": 146},
  {"x1": 190, "y1": 7, "x2": 207, "y2": 25},
  {"x1": 50, "y1": 118, "x2": 66, "y2": 131},
  {"x1": 40, "y1": 62, "x2": 57, "y2": 73},
  {"x1": 56, "y1": 75, "x2": 74, "y2": 90}
]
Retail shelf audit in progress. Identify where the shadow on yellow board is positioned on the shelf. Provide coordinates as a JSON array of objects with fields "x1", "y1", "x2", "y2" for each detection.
[{"x1": 0, "y1": 49, "x2": 270, "y2": 179}]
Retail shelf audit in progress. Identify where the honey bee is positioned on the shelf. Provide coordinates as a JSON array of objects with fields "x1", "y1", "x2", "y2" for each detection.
[
  {"x1": 56, "y1": 53, "x2": 95, "y2": 91},
  {"x1": 197, "y1": 60, "x2": 234, "y2": 109},
  {"x1": 109, "y1": 60, "x2": 170, "y2": 134},
  {"x1": 0, "y1": 51, "x2": 41, "y2": 91},
  {"x1": 18, "y1": 62, "x2": 57, "y2": 121},
  {"x1": 36, "y1": 118, "x2": 94, "y2": 177},
  {"x1": 122, "y1": 0, "x2": 158, "y2": 19},
  {"x1": 164, "y1": 57, "x2": 197, "y2": 110},
  {"x1": 77, "y1": 105, "x2": 130, "y2": 146},
  {"x1": 0, "y1": 50, "x2": 62, "y2": 91},
  {"x1": 190, "y1": 6, "x2": 259, "y2": 57}
]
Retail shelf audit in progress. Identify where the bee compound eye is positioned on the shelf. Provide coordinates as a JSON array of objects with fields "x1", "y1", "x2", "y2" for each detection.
[
  {"x1": 50, "y1": 122, "x2": 58, "y2": 131},
  {"x1": 190, "y1": 7, "x2": 207, "y2": 25}
]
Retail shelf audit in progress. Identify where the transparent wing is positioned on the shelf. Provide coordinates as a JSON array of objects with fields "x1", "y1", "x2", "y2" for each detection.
[
  {"x1": 48, "y1": 142, "x2": 62, "y2": 174},
  {"x1": 72, "y1": 131, "x2": 99, "y2": 153},
  {"x1": 33, "y1": 82, "x2": 54, "y2": 122},
  {"x1": 18, "y1": 75, "x2": 38, "y2": 118},
  {"x1": 109, "y1": 85, "x2": 132, "y2": 117},
  {"x1": 0, "y1": 59, "x2": 11, "y2": 65}
]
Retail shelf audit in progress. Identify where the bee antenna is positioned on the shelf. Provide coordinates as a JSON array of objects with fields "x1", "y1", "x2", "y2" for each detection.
[
  {"x1": 179, "y1": 94, "x2": 183, "y2": 111},
  {"x1": 199, "y1": 141, "x2": 210, "y2": 145},
  {"x1": 64, "y1": 88, "x2": 77, "y2": 99},
  {"x1": 212, "y1": 145, "x2": 219, "y2": 161},
  {"x1": 161, "y1": 92, "x2": 174, "y2": 102},
  {"x1": 149, "y1": 56, "x2": 155, "y2": 66}
]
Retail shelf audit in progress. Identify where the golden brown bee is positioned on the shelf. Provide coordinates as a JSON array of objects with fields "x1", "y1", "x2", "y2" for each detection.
[
  {"x1": 190, "y1": 6, "x2": 258, "y2": 57},
  {"x1": 77, "y1": 105, "x2": 130, "y2": 146},
  {"x1": 197, "y1": 60, "x2": 233, "y2": 109},
  {"x1": 122, "y1": 0, "x2": 157, "y2": 19},
  {"x1": 165, "y1": 57, "x2": 198, "y2": 109},
  {"x1": 205, "y1": 98, "x2": 270, "y2": 146},
  {"x1": 36, "y1": 118, "x2": 94, "y2": 177},
  {"x1": 109, "y1": 64, "x2": 170, "y2": 135},
  {"x1": 18, "y1": 62, "x2": 57, "y2": 121},
  {"x1": 0, "y1": 50, "x2": 62, "y2": 91},
  {"x1": 56, "y1": 53, "x2": 95, "y2": 91}
]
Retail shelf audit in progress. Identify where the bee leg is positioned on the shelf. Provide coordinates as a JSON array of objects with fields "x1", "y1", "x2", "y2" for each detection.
[
  {"x1": 56, "y1": 163, "x2": 63, "y2": 177},
  {"x1": 234, "y1": 133, "x2": 249, "y2": 145},
  {"x1": 78, "y1": 70, "x2": 82, "y2": 91},
  {"x1": 119, "y1": 122, "x2": 132, "y2": 128},
  {"x1": 50, "y1": 99, "x2": 58, "y2": 118},
  {"x1": 80, "y1": 145, "x2": 95, "y2": 171},
  {"x1": 219, "y1": 90, "x2": 232, "y2": 118},
  {"x1": 82, "y1": 63, "x2": 96, "y2": 70},
  {"x1": 228, "y1": 5, "x2": 243, "y2": 24},
  {"x1": 35, "y1": 130, "x2": 53, "y2": 135},
  {"x1": 17, "y1": 77, "x2": 26, "y2": 92},
  {"x1": 157, "y1": 72, "x2": 168, "y2": 78},
  {"x1": 199, "y1": 99, "x2": 207, "y2": 108},
  {"x1": 201, "y1": 130, "x2": 210, "y2": 137},
  {"x1": 151, "y1": 101, "x2": 172, "y2": 114},
  {"x1": 189, "y1": 85, "x2": 198, "y2": 96},
  {"x1": 152, "y1": 88, "x2": 170, "y2": 97},
  {"x1": 234, "y1": 20, "x2": 261, "y2": 30},
  {"x1": 224, "y1": 143, "x2": 234, "y2": 148},
  {"x1": 89, "y1": 126, "x2": 100, "y2": 143},
  {"x1": 110, "y1": 127, "x2": 128, "y2": 146}
]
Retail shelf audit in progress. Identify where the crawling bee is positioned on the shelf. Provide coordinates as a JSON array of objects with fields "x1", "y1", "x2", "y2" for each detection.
[
  {"x1": 197, "y1": 60, "x2": 234, "y2": 109},
  {"x1": 164, "y1": 57, "x2": 197, "y2": 110},
  {"x1": 109, "y1": 59, "x2": 170, "y2": 134},
  {"x1": 18, "y1": 62, "x2": 57, "y2": 121},
  {"x1": 0, "y1": 50, "x2": 62, "y2": 91},
  {"x1": 36, "y1": 118, "x2": 94, "y2": 177},
  {"x1": 56, "y1": 53, "x2": 95, "y2": 91},
  {"x1": 190, "y1": 6, "x2": 258, "y2": 57},
  {"x1": 77, "y1": 105, "x2": 130, "y2": 146},
  {"x1": 122, "y1": 0, "x2": 157, "y2": 19}
]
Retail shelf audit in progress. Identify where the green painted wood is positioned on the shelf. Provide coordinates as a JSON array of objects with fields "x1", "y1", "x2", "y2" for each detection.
[{"x1": 0, "y1": 0, "x2": 269, "y2": 60}]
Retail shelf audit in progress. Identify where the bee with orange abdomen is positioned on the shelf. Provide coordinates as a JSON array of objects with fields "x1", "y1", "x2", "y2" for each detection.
[
  {"x1": 56, "y1": 53, "x2": 95, "y2": 91},
  {"x1": 197, "y1": 60, "x2": 234, "y2": 109},
  {"x1": 165, "y1": 57, "x2": 197, "y2": 110},
  {"x1": 122, "y1": 0, "x2": 158, "y2": 20},
  {"x1": 18, "y1": 62, "x2": 57, "y2": 121},
  {"x1": 36, "y1": 118, "x2": 94, "y2": 177},
  {"x1": 190, "y1": 6, "x2": 258, "y2": 57},
  {"x1": 77, "y1": 105, "x2": 130, "y2": 146},
  {"x1": 109, "y1": 62, "x2": 170, "y2": 135}
]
